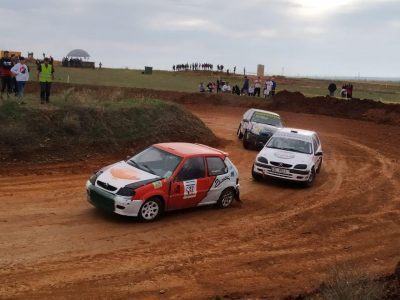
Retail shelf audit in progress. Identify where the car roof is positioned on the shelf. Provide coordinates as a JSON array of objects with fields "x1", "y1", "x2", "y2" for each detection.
[
  {"x1": 273, "y1": 128, "x2": 316, "y2": 140},
  {"x1": 247, "y1": 108, "x2": 281, "y2": 118},
  {"x1": 154, "y1": 143, "x2": 228, "y2": 157}
]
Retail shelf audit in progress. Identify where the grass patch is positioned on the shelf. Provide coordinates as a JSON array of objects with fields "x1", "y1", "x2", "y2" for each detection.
[
  {"x1": 0, "y1": 93, "x2": 218, "y2": 162},
  {"x1": 25, "y1": 64, "x2": 400, "y2": 103},
  {"x1": 319, "y1": 264, "x2": 383, "y2": 300}
]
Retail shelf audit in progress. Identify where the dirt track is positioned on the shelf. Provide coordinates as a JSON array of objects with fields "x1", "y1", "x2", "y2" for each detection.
[{"x1": 1, "y1": 104, "x2": 399, "y2": 299}]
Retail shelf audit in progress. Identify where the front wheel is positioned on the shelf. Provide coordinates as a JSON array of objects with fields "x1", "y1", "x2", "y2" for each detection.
[
  {"x1": 237, "y1": 124, "x2": 243, "y2": 139},
  {"x1": 304, "y1": 168, "x2": 316, "y2": 187},
  {"x1": 217, "y1": 188, "x2": 235, "y2": 208},
  {"x1": 139, "y1": 197, "x2": 162, "y2": 221},
  {"x1": 243, "y1": 131, "x2": 250, "y2": 149}
]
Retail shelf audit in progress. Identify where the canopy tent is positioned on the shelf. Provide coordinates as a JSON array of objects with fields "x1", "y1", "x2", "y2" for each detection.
[{"x1": 66, "y1": 49, "x2": 90, "y2": 60}]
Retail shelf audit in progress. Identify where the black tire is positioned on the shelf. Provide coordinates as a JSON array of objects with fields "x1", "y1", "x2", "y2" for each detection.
[
  {"x1": 304, "y1": 167, "x2": 316, "y2": 187},
  {"x1": 252, "y1": 164, "x2": 263, "y2": 181},
  {"x1": 243, "y1": 131, "x2": 250, "y2": 149},
  {"x1": 237, "y1": 124, "x2": 243, "y2": 139},
  {"x1": 316, "y1": 158, "x2": 322, "y2": 174},
  {"x1": 217, "y1": 188, "x2": 235, "y2": 208},
  {"x1": 139, "y1": 197, "x2": 162, "y2": 221}
]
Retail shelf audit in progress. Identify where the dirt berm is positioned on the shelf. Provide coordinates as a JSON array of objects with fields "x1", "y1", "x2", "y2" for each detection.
[
  {"x1": 0, "y1": 99, "x2": 218, "y2": 163},
  {"x1": 24, "y1": 82, "x2": 400, "y2": 126}
]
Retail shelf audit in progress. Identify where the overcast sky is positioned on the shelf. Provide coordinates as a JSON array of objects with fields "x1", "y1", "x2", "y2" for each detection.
[{"x1": 1, "y1": 0, "x2": 399, "y2": 77}]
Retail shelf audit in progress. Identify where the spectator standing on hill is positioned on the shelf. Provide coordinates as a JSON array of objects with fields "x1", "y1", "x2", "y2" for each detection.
[
  {"x1": 11, "y1": 57, "x2": 29, "y2": 104},
  {"x1": 271, "y1": 78, "x2": 277, "y2": 96},
  {"x1": 346, "y1": 84, "x2": 353, "y2": 98},
  {"x1": 10, "y1": 54, "x2": 18, "y2": 96},
  {"x1": 199, "y1": 82, "x2": 205, "y2": 92},
  {"x1": 99, "y1": 62, "x2": 102, "y2": 69},
  {"x1": 0, "y1": 51, "x2": 14, "y2": 99},
  {"x1": 254, "y1": 76, "x2": 262, "y2": 97},
  {"x1": 328, "y1": 82, "x2": 337, "y2": 97},
  {"x1": 241, "y1": 76, "x2": 249, "y2": 95},
  {"x1": 37, "y1": 57, "x2": 54, "y2": 104}
]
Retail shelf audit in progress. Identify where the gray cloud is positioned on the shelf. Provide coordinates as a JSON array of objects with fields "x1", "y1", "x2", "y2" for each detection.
[{"x1": 1, "y1": 0, "x2": 398, "y2": 77}]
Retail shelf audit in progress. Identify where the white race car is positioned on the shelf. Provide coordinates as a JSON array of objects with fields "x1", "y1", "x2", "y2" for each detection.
[
  {"x1": 252, "y1": 128, "x2": 323, "y2": 187},
  {"x1": 236, "y1": 109, "x2": 284, "y2": 149}
]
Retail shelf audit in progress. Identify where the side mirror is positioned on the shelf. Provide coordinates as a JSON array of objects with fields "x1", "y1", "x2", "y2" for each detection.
[
  {"x1": 243, "y1": 119, "x2": 249, "y2": 123},
  {"x1": 315, "y1": 151, "x2": 323, "y2": 156}
]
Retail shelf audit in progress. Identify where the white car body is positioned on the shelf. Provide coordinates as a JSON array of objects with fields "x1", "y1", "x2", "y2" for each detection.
[
  {"x1": 252, "y1": 128, "x2": 323, "y2": 186},
  {"x1": 237, "y1": 109, "x2": 284, "y2": 149}
]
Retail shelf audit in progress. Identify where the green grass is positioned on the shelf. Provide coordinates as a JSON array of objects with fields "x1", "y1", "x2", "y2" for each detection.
[{"x1": 26, "y1": 63, "x2": 400, "y2": 103}]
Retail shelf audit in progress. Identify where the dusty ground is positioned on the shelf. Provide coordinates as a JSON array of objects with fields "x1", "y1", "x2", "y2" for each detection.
[{"x1": 0, "y1": 104, "x2": 399, "y2": 299}]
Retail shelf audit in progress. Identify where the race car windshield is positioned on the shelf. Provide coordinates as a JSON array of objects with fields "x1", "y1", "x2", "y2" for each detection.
[
  {"x1": 266, "y1": 137, "x2": 312, "y2": 154},
  {"x1": 127, "y1": 147, "x2": 182, "y2": 178},
  {"x1": 250, "y1": 112, "x2": 282, "y2": 127}
]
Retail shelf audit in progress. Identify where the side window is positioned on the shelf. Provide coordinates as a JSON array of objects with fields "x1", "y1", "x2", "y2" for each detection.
[
  {"x1": 206, "y1": 157, "x2": 227, "y2": 176},
  {"x1": 312, "y1": 136, "x2": 319, "y2": 154},
  {"x1": 176, "y1": 157, "x2": 205, "y2": 182}
]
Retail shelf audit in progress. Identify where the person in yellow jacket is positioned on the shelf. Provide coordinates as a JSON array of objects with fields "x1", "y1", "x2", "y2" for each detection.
[{"x1": 37, "y1": 57, "x2": 54, "y2": 104}]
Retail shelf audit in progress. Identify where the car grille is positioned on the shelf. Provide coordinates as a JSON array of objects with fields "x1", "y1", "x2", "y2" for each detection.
[
  {"x1": 89, "y1": 189, "x2": 115, "y2": 212},
  {"x1": 270, "y1": 161, "x2": 293, "y2": 168},
  {"x1": 97, "y1": 180, "x2": 117, "y2": 192}
]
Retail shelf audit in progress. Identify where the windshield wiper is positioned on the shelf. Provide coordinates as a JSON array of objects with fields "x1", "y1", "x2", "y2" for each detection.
[
  {"x1": 281, "y1": 147, "x2": 308, "y2": 154},
  {"x1": 141, "y1": 164, "x2": 156, "y2": 175},
  {"x1": 127, "y1": 159, "x2": 140, "y2": 168}
]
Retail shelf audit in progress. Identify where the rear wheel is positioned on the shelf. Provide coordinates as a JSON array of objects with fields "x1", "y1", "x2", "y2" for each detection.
[
  {"x1": 139, "y1": 197, "x2": 162, "y2": 221},
  {"x1": 237, "y1": 124, "x2": 243, "y2": 139},
  {"x1": 217, "y1": 188, "x2": 235, "y2": 208}
]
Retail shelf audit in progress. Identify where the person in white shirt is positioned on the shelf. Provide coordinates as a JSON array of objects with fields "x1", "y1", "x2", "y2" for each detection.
[
  {"x1": 11, "y1": 57, "x2": 29, "y2": 104},
  {"x1": 221, "y1": 82, "x2": 232, "y2": 93},
  {"x1": 263, "y1": 79, "x2": 273, "y2": 98},
  {"x1": 254, "y1": 76, "x2": 262, "y2": 97}
]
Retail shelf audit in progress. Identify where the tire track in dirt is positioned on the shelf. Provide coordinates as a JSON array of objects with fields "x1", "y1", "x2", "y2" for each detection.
[{"x1": 0, "y1": 106, "x2": 399, "y2": 299}]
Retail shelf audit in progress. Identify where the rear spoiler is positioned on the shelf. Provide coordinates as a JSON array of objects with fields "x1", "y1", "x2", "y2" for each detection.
[{"x1": 195, "y1": 143, "x2": 229, "y2": 157}]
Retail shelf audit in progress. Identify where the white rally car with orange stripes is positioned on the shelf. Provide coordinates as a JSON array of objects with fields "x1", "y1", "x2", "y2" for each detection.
[{"x1": 86, "y1": 143, "x2": 240, "y2": 221}]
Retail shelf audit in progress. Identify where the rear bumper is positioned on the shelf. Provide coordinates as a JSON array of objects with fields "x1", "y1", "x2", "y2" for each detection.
[
  {"x1": 86, "y1": 181, "x2": 143, "y2": 217},
  {"x1": 253, "y1": 164, "x2": 311, "y2": 182}
]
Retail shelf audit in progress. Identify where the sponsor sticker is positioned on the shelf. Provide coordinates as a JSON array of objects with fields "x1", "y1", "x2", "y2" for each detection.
[
  {"x1": 183, "y1": 180, "x2": 197, "y2": 199},
  {"x1": 152, "y1": 180, "x2": 162, "y2": 189},
  {"x1": 214, "y1": 175, "x2": 230, "y2": 188}
]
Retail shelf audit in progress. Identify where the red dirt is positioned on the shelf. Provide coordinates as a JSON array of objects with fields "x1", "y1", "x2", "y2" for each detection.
[{"x1": 1, "y1": 103, "x2": 399, "y2": 299}]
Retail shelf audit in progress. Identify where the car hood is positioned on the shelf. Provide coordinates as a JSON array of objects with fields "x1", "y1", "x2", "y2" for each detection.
[
  {"x1": 97, "y1": 161, "x2": 159, "y2": 189},
  {"x1": 258, "y1": 147, "x2": 312, "y2": 165},
  {"x1": 250, "y1": 122, "x2": 280, "y2": 135}
]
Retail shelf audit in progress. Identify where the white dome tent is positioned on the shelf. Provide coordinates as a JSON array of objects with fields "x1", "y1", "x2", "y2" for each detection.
[{"x1": 63, "y1": 49, "x2": 95, "y2": 68}]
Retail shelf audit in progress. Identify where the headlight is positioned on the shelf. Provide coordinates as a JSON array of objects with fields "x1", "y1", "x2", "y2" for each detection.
[
  {"x1": 117, "y1": 187, "x2": 136, "y2": 197},
  {"x1": 257, "y1": 156, "x2": 268, "y2": 164},
  {"x1": 89, "y1": 171, "x2": 102, "y2": 185}
]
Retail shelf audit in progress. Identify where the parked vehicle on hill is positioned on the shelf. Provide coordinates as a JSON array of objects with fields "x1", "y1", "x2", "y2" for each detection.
[
  {"x1": 86, "y1": 143, "x2": 240, "y2": 221},
  {"x1": 252, "y1": 128, "x2": 323, "y2": 187},
  {"x1": 237, "y1": 109, "x2": 284, "y2": 149}
]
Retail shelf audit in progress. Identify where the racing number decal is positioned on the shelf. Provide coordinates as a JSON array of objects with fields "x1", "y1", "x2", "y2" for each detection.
[{"x1": 183, "y1": 180, "x2": 197, "y2": 199}]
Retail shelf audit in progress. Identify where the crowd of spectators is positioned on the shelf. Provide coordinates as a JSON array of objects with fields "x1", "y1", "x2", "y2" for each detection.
[
  {"x1": 198, "y1": 76, "x2": 277, "y2": 98},
  {"x1": 328, "y1": 82, "x2": 354, "y2": 98},
  {"x1": 174, "y1": 63, "x2": 214, "y2": 71},
  {"x1": 173, "y1": 63, "x2": 237, "y2": 75},
  {"x1": 62, "y1": 57, "x2": 85, "y2": 67}
]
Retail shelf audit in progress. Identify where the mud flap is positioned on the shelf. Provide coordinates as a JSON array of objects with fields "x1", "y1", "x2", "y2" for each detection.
[{"x1": 235, "y1": 188, "x2": 241, "y2": 202}]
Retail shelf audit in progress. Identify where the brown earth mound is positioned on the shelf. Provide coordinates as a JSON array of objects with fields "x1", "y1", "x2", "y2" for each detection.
[{"x1": 24, "y1": 82, "x2": 400, "y2": 126}]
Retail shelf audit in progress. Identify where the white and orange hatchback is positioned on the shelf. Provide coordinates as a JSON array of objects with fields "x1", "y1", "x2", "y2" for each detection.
[{"x1": 86, "y1": 143, "x2": 240, "y2": 221}]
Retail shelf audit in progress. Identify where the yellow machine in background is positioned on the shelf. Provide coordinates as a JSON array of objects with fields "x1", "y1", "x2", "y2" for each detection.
[{"x1": 0, "y1": 50, "x2": 21, "y2": 58}]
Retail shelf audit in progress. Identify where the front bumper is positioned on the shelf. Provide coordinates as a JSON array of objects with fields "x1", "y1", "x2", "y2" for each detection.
[
  {"x1": 86, "y1": 181, "x2": 143, "y2": 217},
  {"x1": 253, "y1": 163, "x2": 311, "y2": 182}
]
